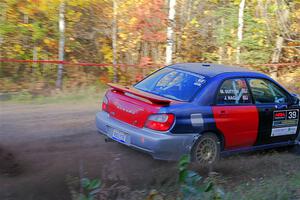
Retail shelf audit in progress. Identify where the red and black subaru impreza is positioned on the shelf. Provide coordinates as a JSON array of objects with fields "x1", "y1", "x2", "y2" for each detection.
[{"x1": 96, "y1": 63, "x2": 300, "y2": 164}]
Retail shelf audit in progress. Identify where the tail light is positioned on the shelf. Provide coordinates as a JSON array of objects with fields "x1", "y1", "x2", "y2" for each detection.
[
  {"x1": 145, "y1": 114, "x2": 175, "y2": 131},
  {"x1": 102, "y1": 95, "x2": 109, "y2": 112}
]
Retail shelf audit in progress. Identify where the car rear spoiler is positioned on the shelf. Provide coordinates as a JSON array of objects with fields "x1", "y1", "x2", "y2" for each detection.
[{"x1": 107, "y1": 83, "x2": 172, "y2": 105}]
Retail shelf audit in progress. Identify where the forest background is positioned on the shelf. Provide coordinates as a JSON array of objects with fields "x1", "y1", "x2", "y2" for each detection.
[{"x1": 0, "y1": 0, "x2": 299, "y2": 94}]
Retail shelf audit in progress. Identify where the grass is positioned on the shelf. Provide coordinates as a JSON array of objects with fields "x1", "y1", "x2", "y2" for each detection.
[
  {"x1": 225, "y1": 171, "x2": 300, "y2": 200},
  {"x1": 291, "y1": 173, "x2": 300, "y2": 188},
  {"x1": 0, "y1": 84, "x2": 106, "y2": 105}
]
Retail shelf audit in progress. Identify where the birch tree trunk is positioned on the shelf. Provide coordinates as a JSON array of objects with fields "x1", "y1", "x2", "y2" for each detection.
[
  {"x1": 56, "y1": 1, "x2": 65, "y2": 89},
  {"x1": 270, "y1": 36, "x2": 284, "y2": 79},
  {"x1": 0, "y1": 36, "x2": 3, "y2": 70},
  {"x1": 32, "y1": 45, "x2": 38, "y2": 73},
  {"x1": 257, "y1": 0, "x2": 273, "y2": 43},
  {"x1": 186, "y1": 0, "x2": 192, "y2": 21},
  {"x1": 151, "y1": 43, "x2": 159, "y2": 64},
  {"x1": 142, "y1": 42, "x2": 149, "y2": 58},
  {"x1": 275, "y1": 0, "x2": 290, "y2": 39},
  {"x1": 0, "y1": 2, "x2": 7, "y2": 70},
  {"x1": 165, "y1": 0, "x2": 176, "y2": 65},
  {"x1": 218, "y1": 17, "x2": 225, "y2": 64},
  {"x1": 236, "y1": 0, "x2": 246, "y2": 64},
  {"x1": 112, "y1": 0, "x2": 118, "y2": 82},
  {"x1": 176, "y1": 0, "x2": 189, "y2": 60},
  {"x1": 270, "y1": 0, "x2": 291, "y2": 79}
]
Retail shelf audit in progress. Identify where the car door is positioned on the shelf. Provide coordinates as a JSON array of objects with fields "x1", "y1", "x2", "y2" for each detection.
[
  {"x1": 247, "y1": 78, "x2": 300, "y2": 145},
  {"x1": 212, "y1": 78, "x2": 259, "y2": 149}
]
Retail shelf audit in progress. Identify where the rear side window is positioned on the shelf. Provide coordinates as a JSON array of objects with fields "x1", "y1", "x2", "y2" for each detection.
[
  {"x1": 248, "y1": 79, "x2": 288, "y2": 104},
  {"x1": 134, "y1": 68, "x2": 209, "y2": 101},
  {"x1": 217, "y1": 79, "x2": 252, "y2": 105}
]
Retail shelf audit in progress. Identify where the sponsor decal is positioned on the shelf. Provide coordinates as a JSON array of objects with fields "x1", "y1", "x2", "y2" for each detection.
[
  {"x1": 191, "y1": 113, "x2": 204, "y2": 127},
  {"x1": 271, "y1": 109, "x2": 299, "y2": 137},
  {"x1": 194, "y1": 77, "x2": 206, "y2": 87},
  {"x1": 242, "y1": 95, "x2": 249, "y2": 101},
  {"x1": 274, "y1": 112, "x2": 286, "y2": 119},
  {"x1": 219, "y1": 79, "x2": 250, "y2": 103},
  {"x1": 271, "y1": 127, "x2": 298, "y2": 137}
]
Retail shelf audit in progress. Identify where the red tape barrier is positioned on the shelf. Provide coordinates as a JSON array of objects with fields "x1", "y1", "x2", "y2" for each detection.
[
  {"x1": 0, "y1": 59, "x2": 299, "y2": 68},
  {"x1": 243, "y1": 63, "x2": 300, "y2": 67},
  {"x1": 0, "y1": 59, "x2": 161, "y2": 67}
]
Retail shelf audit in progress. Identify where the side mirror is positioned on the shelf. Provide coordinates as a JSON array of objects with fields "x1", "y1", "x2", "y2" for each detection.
[{"x1": 291, "y1": 93, "x2": 300, "y2": 105}]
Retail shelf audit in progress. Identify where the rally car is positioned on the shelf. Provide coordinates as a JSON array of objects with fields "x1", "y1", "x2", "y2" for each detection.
[{"x1": 96, "y1": 63, "x2": 300, "y2": 164}]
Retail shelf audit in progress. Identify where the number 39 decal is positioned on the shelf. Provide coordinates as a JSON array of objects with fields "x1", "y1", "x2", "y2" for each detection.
[{"x1": 287, "y1": 110, "x2": 298, "y2": 119}]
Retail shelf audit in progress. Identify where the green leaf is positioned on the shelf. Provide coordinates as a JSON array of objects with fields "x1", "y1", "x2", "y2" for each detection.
[
  {"x1": 81, "y1": 178, "x2": 90, "y2": 188},
  {"x1": 186, "y1": 170, "x2": 202, "y2": 184},
  {"x1": 178, "y1": 155, "x2": 190, "y2": 171},
  {"x1": 179, "y1": 170, "x2": 188, "y2": 184},
  {"x1": 88, "y1": 179, "x2": 101, "y2": 190},
  {"x1": 205, "y1": 182, "x2": 214, "y2": 192}
]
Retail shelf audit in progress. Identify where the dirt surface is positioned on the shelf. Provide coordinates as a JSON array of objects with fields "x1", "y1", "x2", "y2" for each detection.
[
  {"x1": 0, "y1": 147, "x2": 21, "y2": 176},
  {"x1": 0, "y1": 102, "x2": 300, "y2": 200}
]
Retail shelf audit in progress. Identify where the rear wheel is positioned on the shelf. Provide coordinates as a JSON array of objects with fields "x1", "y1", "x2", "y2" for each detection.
[{"x1": 191, "y1": 133, "x2": 220, "y2": 165}]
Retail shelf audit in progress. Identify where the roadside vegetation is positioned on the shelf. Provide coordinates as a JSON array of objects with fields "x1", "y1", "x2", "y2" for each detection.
[
  {"x1": 0, "y1": 84, "x2": 106, "y2": 104},
  {"x1": 68, "y1": 155, "x2": 300, "y2": 200}
]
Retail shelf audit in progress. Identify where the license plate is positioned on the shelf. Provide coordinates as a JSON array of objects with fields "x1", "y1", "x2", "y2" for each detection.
[{"x1": 111, "y1": 128, "x2": 127, "y2": 143}]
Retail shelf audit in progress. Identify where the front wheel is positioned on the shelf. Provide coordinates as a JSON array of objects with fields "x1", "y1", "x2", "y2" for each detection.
[{"x1": 191, "y1": 133, "x2": 220, "y2": 165}]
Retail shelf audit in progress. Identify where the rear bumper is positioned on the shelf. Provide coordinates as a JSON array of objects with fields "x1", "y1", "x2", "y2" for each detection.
[{"x1": 96, "y1": 111, "x2": 197, "y2": 160}]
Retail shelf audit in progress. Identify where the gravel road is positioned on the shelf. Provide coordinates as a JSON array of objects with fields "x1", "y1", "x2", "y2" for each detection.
[
  {"x1": 0, "y1": 102, "x2": 176, "y2": 200},
  {"x1": 0, "y1": 102, "x2": 299, "y2": 200}
]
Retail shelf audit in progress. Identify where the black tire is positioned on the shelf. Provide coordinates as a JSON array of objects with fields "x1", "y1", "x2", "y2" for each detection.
[{"x1": 191, "y1": 133, "x2": 221, "y2": 165}]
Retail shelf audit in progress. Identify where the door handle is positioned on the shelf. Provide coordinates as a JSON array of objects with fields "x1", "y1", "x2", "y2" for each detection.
[
  {"x1": 219, "y1": 110, "x2": 228, "y2": 117},
  {"x1": 275, "y1": 105, "x2": 287, "y2": 110}
]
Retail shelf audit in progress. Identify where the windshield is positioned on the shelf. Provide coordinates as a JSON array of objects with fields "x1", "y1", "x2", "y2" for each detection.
[{"x1": 134, "y1": 68, "x2": 209, "y2": 101}]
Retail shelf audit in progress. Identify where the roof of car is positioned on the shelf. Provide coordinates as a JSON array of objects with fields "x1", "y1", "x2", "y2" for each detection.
[{"x1": 169, "y1": 63, "x2": 254, "y2": 77}]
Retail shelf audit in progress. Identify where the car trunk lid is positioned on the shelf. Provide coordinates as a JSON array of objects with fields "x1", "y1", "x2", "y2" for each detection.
[{"x1": 106, "y1": 83, "x2": 173, "y2": 128}]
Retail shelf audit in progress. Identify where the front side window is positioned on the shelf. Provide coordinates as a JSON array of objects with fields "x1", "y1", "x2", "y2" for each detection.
[
  {"x1": 217, "y1": 79, "x2": 252, "y2": 105},
  {"x1": 248, "y1": 79, "x2": 288, "y2": 104},
  {"x1": 134, "y1": 68, "x2": 209, "y2": 101}
]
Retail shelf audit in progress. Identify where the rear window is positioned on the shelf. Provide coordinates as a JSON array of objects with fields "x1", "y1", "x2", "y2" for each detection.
[{"x1": 134, "y1": 68, "x2": 209, "y2": 101}]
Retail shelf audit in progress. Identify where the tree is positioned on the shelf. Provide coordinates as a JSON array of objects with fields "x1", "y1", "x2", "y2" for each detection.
[
  {"x1": 166, "y1": 0, "x2": 176, "y2": 65},
  {"x1": 56, "y1": 0, "x2": 65, "y2": 89},
  {"x1": 112, "y1": 0, "x2": 118, "y2": 82},
  {"x1": 236, "y1": 0, "x2": 246, "y2": 64}
]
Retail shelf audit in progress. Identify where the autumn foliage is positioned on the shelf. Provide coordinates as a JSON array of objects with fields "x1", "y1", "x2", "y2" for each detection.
[{"x1": 0, "y1": 0, "x2": 299, "y2": 92}]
